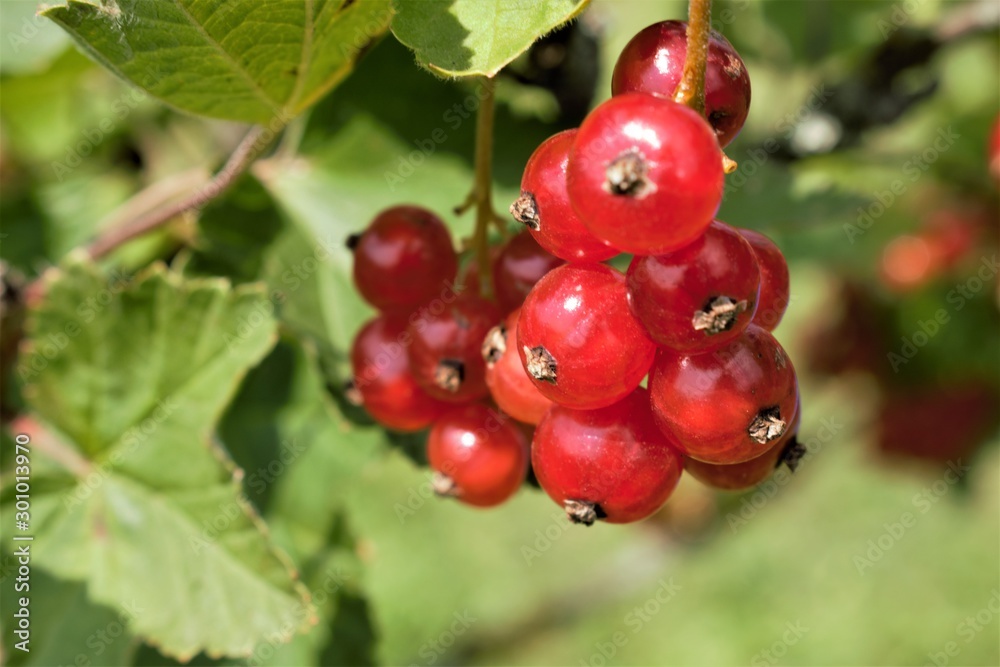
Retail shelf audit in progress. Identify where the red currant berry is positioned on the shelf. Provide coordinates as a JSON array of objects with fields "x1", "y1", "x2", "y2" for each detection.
[
  {"x1": 510, "y1": 130, "x2": 618, "y2": 262},
  {"x1": 483, "y1": 308, "x2": 554, "y2": 425},
  {"x1": 491, "y1": 232, "x2": 565, "y2": 313},
  {"x1": 738, "y1": 229, "x2": 790, "y2": 331},
  {"x1": 350, "y1": 314, "x2": 450, "y2": 432},
  {"x1": 532, "y1": 388, "x2": 683, "y2": 524},
  {"x1": 649, "y1": 325, "x2": 799, "y2": 464},
  {"x1": 567, "y1": 94, "x2": 724, "y2": 255},
  {"x1": 350, "y1": 206, "x2": 458, "y2": 312},
  {"x1": 428, "y1": 403, "x2": 529, "y2": 507},
  {"x1": 408, "y1": 293, "x2": 503, "y2": 403},
  {"x1": 627, "y1": 220, "x2": 760, "y2": 352},
  {"x1": 611, "y1": 20, "x2": 751, "y2": 148},
  {"x1": 684, "y1": 410, "x2": 802, "y2": 490},
  {"x1": 517, "y1": 263, "x2": 656, "y2": 410}
]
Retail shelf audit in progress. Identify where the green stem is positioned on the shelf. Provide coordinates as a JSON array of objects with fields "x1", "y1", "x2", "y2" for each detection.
[
  {"x1": 471, "y1": 76, "x2": 498, "y2": 298},
  {"x1": 86, "y1": 125, "x2": 274, "y2": 260},
  {"x1": 673, "y1": 0, "x2": 712, "y2": 115}
]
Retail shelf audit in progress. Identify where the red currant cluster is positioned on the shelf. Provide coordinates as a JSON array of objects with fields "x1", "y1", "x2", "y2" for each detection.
[{"x1": 348, "y1": 20, "x2": 804, "y2": 525}]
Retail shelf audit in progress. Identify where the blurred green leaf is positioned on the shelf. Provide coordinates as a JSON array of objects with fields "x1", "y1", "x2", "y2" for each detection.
[
  {"x1": 42, "y1": 0, "x2": 393, "y2": 123},
  {"x1": 0, "y1": 0, "x2": 70, "y2": 75},
  {"x1": 0, "y1": 569, "x2": 136, "y2": 666},
  {"x1": 390, "y1": 0, "x2": 590, "y2": 77},
  {"x1": 3, "y1": 259, "x2": 313, "y2": 660}
]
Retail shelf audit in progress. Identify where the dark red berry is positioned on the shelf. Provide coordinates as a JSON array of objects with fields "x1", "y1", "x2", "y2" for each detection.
[
  {"x1": 627, "y1": 220, "x2": 760, "y2": 352},
  {"x1": 483, "y1": 308, "x2": 554, "y2": 425},
  {"x1": 408, "y1": 293, "x2": 503, "y2": 403},
  {"x1": 567, "y1": 94, "x2": 724, "y2": 255},
  {"x1": 491, "y1": 232, "x2": 565, "y2": 313},
  {"x1": 350, "y1": 206, "x2": 458, "y2": 312},
  {"x1": 517, "y1": 263, "x2": 656, "y2": 410},
  {"x1": 532, "y1": 388, "x2": 683, "y2": 525},
  {"x1": 611, "y1": 20, "x2": 751, "y2": 148},
  {"x1": 989, "y1": 114, "x2": 1000, "y2": 181},
  {"x1": 649, "y1": 325, "x2": 799, "y2": 464},
  {"x1": 350, "y1": 314, "x2": 450, "y2": 432},
  {"x1": 510, "y1": 130, "x2": 618, "y2": 262},
  {"x1": 737, "y1": 229, "x2": 790, "y2": 331},
  {"x1": 428, "y1": 403, "x2": 529, "y2": 507},
  {"x1": 684, "y1": 409, "x2": 802, "y2": 490}
]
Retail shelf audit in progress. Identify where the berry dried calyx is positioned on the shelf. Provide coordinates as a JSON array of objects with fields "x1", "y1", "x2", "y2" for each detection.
[
  {"x1": 567, "y1": 93, "x2": 724, "y2": 255},
  {"x1": 532, "y1": 388, "x2": 684, "y2": 525},
  {"x1": 408, "y1": 293, "x2": 502, "y2": 403},
  {"x1": 483, "y1": 309, "x2": 554, "y2": 425},
  {"x1": 511, "y1": 129, "x2": 618, "y2": 262},
  {"x1": 627, "y1": 220, "x2": 760, "y2": 352},
  {"x1": 428, "y1": 403, "x2": 529, "y2": 507},
  {"x1": 517, "y1": 263, "x2": 655, "y2": 410},
  {"x1": 650, "y1": 325, "x2": 799, "y2": 464}
]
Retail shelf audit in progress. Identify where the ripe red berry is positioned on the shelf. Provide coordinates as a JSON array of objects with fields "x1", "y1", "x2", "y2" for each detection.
[
  {"x1": 567, "y1": 94, "x2": 724, "y2": 255},
  {"x1": 428, "y1": 403, "x2": 529, "y2": 507},
  {"x1": 510, "y1": 130, "x2": 618, "y2": 262},
  {"x1": 517, "y1": 263, "x2": 656, "y2": 410},
  {"x1": 684, "y1": 410, "x2": 802, "y2": 490},
  {"x1": 737, "y1": 229, "x2": 790, "y2": 331},
  {"x1": 611, "y1": 20, "x2": 751, "y2": 148},
  {"x1": 408, "y1": 293, "x2": 503, "y2": 403},
  {"x1": 532, "y1": 388, "x2": 683, "y2": 524},
  {"x1": 627, "y1": 220, "x2": 760, "y2": 352},
  {"x1": 350, "y1": 314, "x2": 450, "y2": 432},
  {"x1": 350, "y1": 206, "x2": 458, "y2": 312},
  {"x1": 483, "y1": 308, "x2": 554, "y2": 425},
  {"x1": 491, "y1": 232, "x2": 565, "y2": 313},
  {"x1": 649, "y1": 325, "x2": 799, "y2": 464}
]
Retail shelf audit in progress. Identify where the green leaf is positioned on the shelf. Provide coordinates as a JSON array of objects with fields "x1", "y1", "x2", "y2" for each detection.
[
  {"x1": 41, "y1": 0, "x2": 393, "y2": 123},
  {"x1": 4, "y1": 258, "x2": 313, "y2": 660},
  {"x1": 390, "y1": 0, "x2": 590, "y2": 77},
  {"x1": 0, "y1": 568, "x2": 137, "y2": 667}
]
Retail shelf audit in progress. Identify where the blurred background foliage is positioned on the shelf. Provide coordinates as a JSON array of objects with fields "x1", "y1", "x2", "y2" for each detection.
[{"x1": 1, "y1": 0, "x2": 998, "y2": 665}]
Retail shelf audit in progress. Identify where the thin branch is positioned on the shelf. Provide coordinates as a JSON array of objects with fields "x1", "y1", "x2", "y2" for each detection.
[
  {"x1": 86, "y1": 125, "x2": 273, "y2": 260},
  {"x1": 673, "y1": 0, "x2": 712, "y2": 115}
]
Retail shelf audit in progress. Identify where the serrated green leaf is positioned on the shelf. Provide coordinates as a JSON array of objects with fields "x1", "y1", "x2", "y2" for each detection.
[
  {"x1": 42, "y1": 0, "x2": 393, "y2": 124},
  {"x1": 390, "y1": 0, "x2": 590, "y2": 77},
  {"x1": 3, "y1": 258, "x2": 313, "y2": 660}
]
